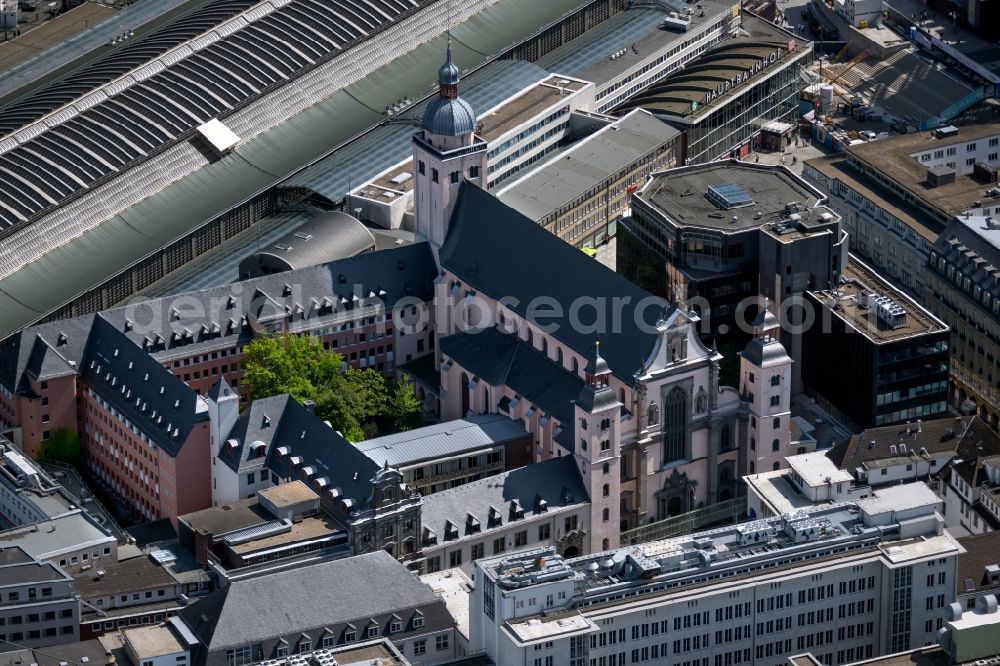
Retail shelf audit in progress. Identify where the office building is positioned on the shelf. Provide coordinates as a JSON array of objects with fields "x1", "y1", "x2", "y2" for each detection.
[
  {"x1": 0, "y1": 436, "x2": 80, "y2": 526},
  {"x1": 926, "y1": 214, "x2": 1000, "y2": 429},
  {"x1": 802, "y1": 258, "x2": 951, "y2": 428},
  {"x1": 0, "y1": 546, "x2": 78, "y2": 648},
  {"x1": 496, "y1": 109, "x2": 680, "y2": 249},
  {"x1": 177, "y1": 551, "x2": 457, "y2": 666},
  {"x1": 471, "y1": 483, "x2": 960, "y2": 666},
  {"x1": 617, "y1": 15, "x2": 812, "y2": 165},
  {"x1": 803, "y1": 123, "x2": 1000, "y2": 303},
  {"x1": 622, "y1": 161, "x2": 846, "y2": 348}
]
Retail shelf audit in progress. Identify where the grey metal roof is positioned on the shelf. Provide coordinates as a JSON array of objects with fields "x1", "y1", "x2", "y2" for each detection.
[
  {"x1": 441, "y1": 183, "x2": 671, "y2": 385},
  {"x1": 356, "y1": 414, "x2": 528, "y2": 468},
  {"x1": 740, "y1": 336, "x2": 792, "y2": 369},
  {"x1": 281, "y1": 58, "x2": 550, "y2": 202},
  {"x1": 422, "y1": 96, "x2": 477, "y2": 137},
  {"x1": 178, "y1": 550, "x2": 446, "y2": 650},
  {"x1": 239, "y1": 210, "x2": 375, "y2": 277},
  {"x1": 0, "y1": 0, "x2": 579, "y2": 342},
  {"x1": 0, "y1": 0, "x2": 257, "y2": 123},
  {"x1": 0, "y1": 0, "x2": 425, "y2": 231},
  {"x1": 497, "y1": 109, "x2": 679, "y2": 222},
  {"x1": 420, "y1": 456, "x2": 589, "y2": 544}
]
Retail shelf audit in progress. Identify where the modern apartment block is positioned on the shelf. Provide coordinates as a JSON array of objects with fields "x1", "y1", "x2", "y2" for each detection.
[
  {"x1": 471, "y1": 485, "x2": 961, "y2": 666},
  {"x1": 0, "y1": 546, "x2": 79, "y2": 648}
]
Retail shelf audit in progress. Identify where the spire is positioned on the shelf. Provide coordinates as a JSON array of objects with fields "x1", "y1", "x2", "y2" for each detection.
[{"x1": 438, "y1": 37, "x2": 460, "y2": 97}]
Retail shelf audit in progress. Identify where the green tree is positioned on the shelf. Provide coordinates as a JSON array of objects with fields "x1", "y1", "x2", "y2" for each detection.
[
  {"x1": 242, "y1": 335, "x2": 392, "y2": 442},
  {"x1": 388, "y1": 376, "x2": 424, "y2": 432},
  {"x1": 39, "y1": 428, "x2": 81, "y2": 467}
]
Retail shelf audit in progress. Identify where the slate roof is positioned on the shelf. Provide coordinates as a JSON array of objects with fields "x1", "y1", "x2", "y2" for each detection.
[
  {"x1": 420, "y1": 456, "x2": 588, "y2": 545},
  {"x1": 439, "y1": 327, "x2": 584, "y2": 429},
  {"x1": 827, "y1": 416, "x2": 986, "y2": 471},
  {"x1": 0, "y1": 242, "x2": 436, "y2": 395},
  {"x1": 741, "y1": 336, "x2": 793, "y2": 369},
  {"x1": 941, "y1": 419, "x2": 1000, "y2": 487},
  {"x1": 81, "y1": 316, "x2": 208, "y2": 456},
  {"x1": 440, "y1": 183, "x2": 670, "y2": 385},
  {"x1": 957, "y1": 531, "x2": 1000, "y2": 597},
  {"x1": 356, "y1": 414, "x2": 528, "y2": 468},
  {"x1": 219, "y1": 393, "x2": 379, "y2": 507},
  {"x1": 178, "y1": 551, "x2": 445, "y2": 651}
]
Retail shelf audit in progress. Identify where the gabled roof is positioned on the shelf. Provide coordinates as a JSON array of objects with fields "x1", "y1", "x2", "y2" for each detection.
[
  {"x1": 827, "y1": 416, "x2": 988, "y2": 471},
  {"x1": 440, "y1": 183, "x2": 670, "y2": 385},
  {"x1": 178, "y1": 551, "x2": 444, "y2": 651},
  {"x1": 439, "y1": 327, "x2": 583, "y2": 428},
  {"x1": 958, "y1": 531, "x2": 1000, "y2": 598},
  {"x1": 219, "y1": 394, "x2": 379, "y2": 506},
  {"x1": 0, "y1": 243, "x2": 437, "y2": 395},
  {"x1": 81, "y1": 315, "x2": 207, "y2": 456},
  {"x1": 421, "y1": 456, "x2": 589, "y2": 545}
]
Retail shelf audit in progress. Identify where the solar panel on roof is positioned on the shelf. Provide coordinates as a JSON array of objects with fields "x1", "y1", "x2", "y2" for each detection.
[{"x1": 706, "y1": 182, "x2": 754, "y2": 210}]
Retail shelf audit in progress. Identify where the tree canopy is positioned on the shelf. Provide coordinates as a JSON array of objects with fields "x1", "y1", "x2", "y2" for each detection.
[{"x1": 242, "y1": 335, "x2": 423, "y2": 441}]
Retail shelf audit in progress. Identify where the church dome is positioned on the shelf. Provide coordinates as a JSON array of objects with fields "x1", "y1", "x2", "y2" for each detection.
[{"x1": 422, "y1": 96, "x2": 476, "y2": 136}]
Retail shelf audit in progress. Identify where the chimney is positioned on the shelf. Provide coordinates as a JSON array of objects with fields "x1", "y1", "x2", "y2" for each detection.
[{"x1": 302, "y1": 400, "x2": 315, "y2": 413}]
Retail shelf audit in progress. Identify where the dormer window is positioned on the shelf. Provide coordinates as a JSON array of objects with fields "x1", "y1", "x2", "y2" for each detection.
[
  {"x1": 390, "y1": 616, "x2": 403, "y2": 633},
  {"x1": 412, "y1": 613, "x2": 424, "y2": 628}
]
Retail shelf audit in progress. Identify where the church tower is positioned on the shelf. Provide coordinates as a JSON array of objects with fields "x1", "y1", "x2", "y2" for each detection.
[
  {"x1": 574, "y1": 341, "x2": 623, "y2": 554},
  {"x1": 412, "y1": 42, "x2": 488, "y2": 247},
  {"x1": 740, "y1": 302, "x2": 793, "y2": 475}
]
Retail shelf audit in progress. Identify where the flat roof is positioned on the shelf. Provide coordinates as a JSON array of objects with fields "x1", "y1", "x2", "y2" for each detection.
[
  {"x1": 744, "y1": 470, "x2": 820, "y2": 515},
  {"x1": 537, "y1": 0, "x2": 738, "y2": 89},
  {"x1": 786, "y1": 452, "x2": 854, "y2": 487},
  {"x1": 497, "y1": 109, "x2": 679, "y2": 221},
  {"x1": 845, "y1": 123, "x2": 1000, "y2": 218},
  {"x1": 421, "y1": 568, "x2": 473, "y2": 640},
  {"x1": 0, "y1": 560, "x2": 65, "y2": 587},
  {"x1": 807, "y1": 257, "x2": 949, "y2": 343},
  {"x1": 71, "y1": 554, "x2": 176, "y2": 599},
  {"x1": 122, "y1": 625, "x2": 185, "y2": 659},
  {"x1": 0, "y1": 3, "x2": 115, "y2": 75},
  {"x1": 804, "y1": 155, "x2": 943, "y2": 242},
  {"x1": 356, "y1": 414, "x2": 528, "y2": 468},
  {"x1": 257, "y1": 481, "x2": 318, "y2": 509},
  {"x1": 179, "y1": 499, "x2": 271, "y2": 537},
  {"x1": 0, "y1": 510, "x2": 114, "y2": 560},
  {"x1": 638, "y1": 162, "x2": 825, "y2": 231},
  {"x1": 228, "y1": 514, "x2": 343, "y2": 556},
  {"x1": 843, "y1": 645, "x2": 950, "y2": 666},
  {"x1": 859, "y1": 483, "x2": 942, "y2": 516},
  {"x1": 479, "y1": 75, "x2": 590, "y2": 142}
]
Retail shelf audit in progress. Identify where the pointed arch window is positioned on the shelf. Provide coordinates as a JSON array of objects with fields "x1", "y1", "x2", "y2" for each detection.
[{"x1": 663, "y1": 387, "x2": 688, "y2": 463}]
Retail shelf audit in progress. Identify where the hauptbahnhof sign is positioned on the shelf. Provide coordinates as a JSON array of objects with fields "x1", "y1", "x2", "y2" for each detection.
[{"x1": 701, "y1": 48, "x2": 784, "y2": 105}]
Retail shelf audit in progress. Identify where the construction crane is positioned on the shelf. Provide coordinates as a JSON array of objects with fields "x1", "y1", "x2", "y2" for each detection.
[{"x1": 823, "y1": 48, "x2": 870, "y2": 85}]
